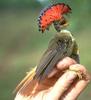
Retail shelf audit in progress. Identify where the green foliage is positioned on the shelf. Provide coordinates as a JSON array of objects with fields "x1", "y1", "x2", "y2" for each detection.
[{"x1": 0, "y1": 0, "x2": 41, "y2": 9}]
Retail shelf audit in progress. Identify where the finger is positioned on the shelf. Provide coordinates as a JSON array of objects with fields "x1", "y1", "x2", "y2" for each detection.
[
  {"x1": 48, "y1": 57, "x2": 77, "y2": 78},
  {"x1": 61, "y1": 80, "x2": 90, "y2": 100},
  {"x1": 61, "y1": 64, "x2": 91, "y2": 100},
  {"x1": 69, "y1": 64, "x2": 91, "y2": 80},
  {"x1": 57, "y1": 57, "x2": 77, "y2": 70},
  {"x1": 46, "y1": 71, "x2": 78, "y2": 100}
]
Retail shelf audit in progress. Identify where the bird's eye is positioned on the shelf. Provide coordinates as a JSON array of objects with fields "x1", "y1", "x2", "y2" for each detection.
[{"x1": 58, "y1": 40, "x2": 62, "y2": 43}]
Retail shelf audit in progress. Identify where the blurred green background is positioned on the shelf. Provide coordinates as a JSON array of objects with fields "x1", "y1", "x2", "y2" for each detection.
[{"x1": 0, "y1": 0, "x2": 91, "y2": 100}]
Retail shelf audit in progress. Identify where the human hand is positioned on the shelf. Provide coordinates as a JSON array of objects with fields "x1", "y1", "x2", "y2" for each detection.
[{"x1": 15, "y1": 57, "x2": 90, "y2": 100}]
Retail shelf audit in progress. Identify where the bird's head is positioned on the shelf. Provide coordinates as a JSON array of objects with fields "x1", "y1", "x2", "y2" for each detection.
[{"x1": 56, "y1": 30, "x2": 74, "y2": 42}]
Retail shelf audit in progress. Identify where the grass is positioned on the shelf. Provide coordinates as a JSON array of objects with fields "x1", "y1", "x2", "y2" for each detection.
[{"x1": 0, "y1": 9, "x2": 91, "y2": 100}]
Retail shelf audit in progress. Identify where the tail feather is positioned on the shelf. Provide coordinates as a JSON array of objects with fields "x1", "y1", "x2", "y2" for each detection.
[{"x1": 14, "y1": 66, "x2": 37, "y2": 93}]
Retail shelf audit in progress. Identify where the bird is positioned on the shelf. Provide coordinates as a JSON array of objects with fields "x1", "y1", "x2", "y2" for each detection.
[
  {"x1": 14, "y1": 3, "x2": 81, "y2": 100},
  {"x1": 34, "y1": 30, "x2": 80, "y2": 81},
  {"x1": 14, "y1": 30, "x2": 80, "y2": 98}
]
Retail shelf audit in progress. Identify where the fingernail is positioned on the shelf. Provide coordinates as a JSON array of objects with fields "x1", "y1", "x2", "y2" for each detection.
[
  {"x1": 57, "y1": 61, "x2": 65, "y2": 70},
  {"x1": 66, "y1": 71, "x2": 77, "y2": 81}
]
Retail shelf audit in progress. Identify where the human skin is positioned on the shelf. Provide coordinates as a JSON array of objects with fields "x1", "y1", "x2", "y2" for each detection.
[{"x1": 15, "y1": 57, "x2": 90, "y2": 100}]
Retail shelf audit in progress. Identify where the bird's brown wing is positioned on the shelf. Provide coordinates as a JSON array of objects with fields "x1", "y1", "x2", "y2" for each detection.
[
  {"x1": 34, "y1": 49, "x2": 57, "y2": 80},
  {"x1": 34, "y1": 42, "x2": 68, "y2": 81}
]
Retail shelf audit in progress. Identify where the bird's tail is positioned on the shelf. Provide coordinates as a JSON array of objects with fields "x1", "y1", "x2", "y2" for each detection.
[{"x1": 13, "y1": 66, "x2": 37, "y2": 93}]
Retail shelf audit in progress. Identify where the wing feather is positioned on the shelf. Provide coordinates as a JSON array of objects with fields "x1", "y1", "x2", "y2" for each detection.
[
  {"x1": 34, "y1": 49, "x2": 57, "y2": 79},
  {"x1": 34, "y1": 42, "x2": 68, "y2": 81}
]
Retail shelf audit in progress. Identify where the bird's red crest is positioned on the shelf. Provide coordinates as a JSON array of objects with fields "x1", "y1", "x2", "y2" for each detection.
[{"x1": 38, "y1": 3, "x2": 71, "y2": 33}]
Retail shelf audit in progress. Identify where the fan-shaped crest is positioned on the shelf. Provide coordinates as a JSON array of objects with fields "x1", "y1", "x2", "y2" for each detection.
[{"x1": 38, "y1": 3, "x2": 71, "y2": 33}]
